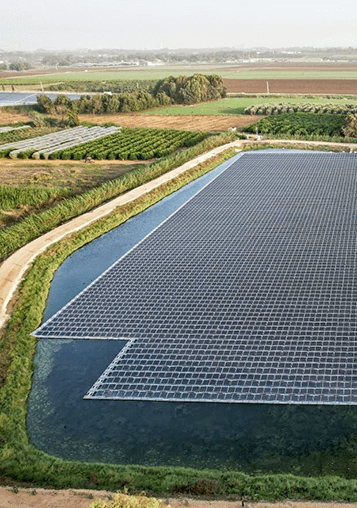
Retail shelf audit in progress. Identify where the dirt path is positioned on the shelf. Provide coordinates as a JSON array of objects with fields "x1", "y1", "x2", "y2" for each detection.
[{"x1": 0, "y1": 487, "x2": 355, "y2": 508}]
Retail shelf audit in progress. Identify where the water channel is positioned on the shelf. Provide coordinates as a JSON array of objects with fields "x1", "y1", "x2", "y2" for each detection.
[{"x1": 27, "y1": 151, "x2": 357, "y2": 476}]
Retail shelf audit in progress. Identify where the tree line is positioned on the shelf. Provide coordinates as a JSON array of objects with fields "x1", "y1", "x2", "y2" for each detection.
[{"x1": 37, "y1": 74, "x2": 226, "y2": 116}]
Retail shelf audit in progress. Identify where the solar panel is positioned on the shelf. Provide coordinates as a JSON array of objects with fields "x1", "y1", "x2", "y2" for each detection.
[{"x1": 33, "y1": 152, "x2": 357, "y2": 405}]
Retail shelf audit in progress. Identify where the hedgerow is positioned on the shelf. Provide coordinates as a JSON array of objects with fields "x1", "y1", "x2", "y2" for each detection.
[
  {"x1": 37, "y1": 74, "x2": 226, "y2": 115},
  {"x1": 245, "y1": 102, "x2": 357, "y2": 116}
]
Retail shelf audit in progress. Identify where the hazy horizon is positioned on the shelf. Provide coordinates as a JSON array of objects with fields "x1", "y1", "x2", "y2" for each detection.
[{"x1": 2, "y1": 0, "x2": 357, "y2": 52}]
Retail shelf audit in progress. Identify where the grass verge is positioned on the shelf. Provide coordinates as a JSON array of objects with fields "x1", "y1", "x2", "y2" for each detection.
[
  {"x1": 2, "y1": 143, "x2": 357, "y2": 499},
  {"x1": 0, "y1": 131, "x2": 236, "y2": 261}
]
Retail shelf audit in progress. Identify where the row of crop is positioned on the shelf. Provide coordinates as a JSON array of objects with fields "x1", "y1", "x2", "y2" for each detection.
[
  {"x1": 0, "y1": 132, "x2": 235, "y2": 260},
  {"x1": 0, "y1": 125, "x2": 31, "y2": 134},
  {"x1": 0, "y1": 125, "x2": 58, "y2": 145},
  {"x1": 50, "y1": 128, "x2": 208, "y2": 160},
  {"x1": 245, "y1": 102, "x2": 357, "y2": 116},
  {"x1": 0, "y1": 126, "x2": 119, "y2": 159},
  {"x1": 245, "y1": 113, "x2": 347, "y2": 137}
]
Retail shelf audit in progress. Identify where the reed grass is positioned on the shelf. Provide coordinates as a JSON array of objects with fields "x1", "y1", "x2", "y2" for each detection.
[{"x1": 0, "y1": 132, "x2": 236, "y2": 261}]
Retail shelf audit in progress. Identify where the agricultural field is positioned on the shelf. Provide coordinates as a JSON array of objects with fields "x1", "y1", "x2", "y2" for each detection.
[
  {"x1": 52, "y1": 128, "x2": 208, "y2": 160},
  {"x1": 3, "y1": 66, "x2": 357, "y2": 86},
  {"x1": 0, "y1": 124, "x2": 60, "y2": 146},
  {"x1": 0, "y1": 126, "x2": 208, "y2": 160},
  {"x1": 224, "y1": 79, "x2": 357, "y2": 94},
  {"x1": 0, "y1": 126, "x2": 119, "y2": 159},
  {"x1": 245, "y1": 102, "x2": 357, "y2": 115},
  {"x1": 0, "y1": 65, "x2": 233, "y2": 85},
  {"x1": 144, "y1": 96, "x2": 357, "y2": 116},
  {"x1": 245, "y1": 112, "x2": 347, "y2": 137},
  {"x1": 78, "y1": 113, "x2": 260, "y2": 131},
  {"x1": 0, "y1": 130, "x2": 236, "y2": 259}
]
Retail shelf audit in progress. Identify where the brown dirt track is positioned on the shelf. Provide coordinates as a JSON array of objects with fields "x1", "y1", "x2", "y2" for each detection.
[
  {"x1": 0, "y1": 488, "x2": 356, "y2": 508},
  {"x1": 79, "y1": 114, "x2": 262, "y2": 132},
  {"x1": 224, "y1": 79, "x2": 357, "y2": 94}
]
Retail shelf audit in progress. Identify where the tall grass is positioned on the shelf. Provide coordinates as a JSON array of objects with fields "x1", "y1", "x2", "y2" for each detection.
[
  {"x1": 0, "y1": 185, "x2": 72, "y2": 211},
  {"x1": 0, "y1": 132, "x2": 236, "y2": 261}
]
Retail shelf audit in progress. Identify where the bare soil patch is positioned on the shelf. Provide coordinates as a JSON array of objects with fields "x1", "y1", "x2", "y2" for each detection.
[
  {"x1": 79, "y1": 114, "x2": 260, "y2": 132},
  {"x1": 224, "y1": 79, "x2": 357, "y2": 94},
  {"x1": 0, "y1": 488, "x2": 355, "y2": 508},
  {"x1": 0, "y1": 108, "x2": 31, "y2": 124}
]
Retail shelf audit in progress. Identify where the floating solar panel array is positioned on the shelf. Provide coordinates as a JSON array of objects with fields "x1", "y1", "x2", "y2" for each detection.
[{"x1": 33, "y1": 152, "x2": 357, "y2": 405}]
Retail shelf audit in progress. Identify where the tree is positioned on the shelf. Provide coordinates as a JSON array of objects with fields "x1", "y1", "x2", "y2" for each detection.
[
  {"x1": 37, "y1": 94, "x2": 55, "y2": 114},
  {"x1": 343, "y1": 114, "x2": 357, "y2": 138}
]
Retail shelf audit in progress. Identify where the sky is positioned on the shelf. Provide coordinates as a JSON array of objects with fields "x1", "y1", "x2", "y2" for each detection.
[{"x1": 2, "y1": 0, "x2": 357, "y2": 52}]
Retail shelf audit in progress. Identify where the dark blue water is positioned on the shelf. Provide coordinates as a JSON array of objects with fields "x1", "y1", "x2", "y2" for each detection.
[{"x1": 27, "y1": 151, "x2": 357, "y2": 475}]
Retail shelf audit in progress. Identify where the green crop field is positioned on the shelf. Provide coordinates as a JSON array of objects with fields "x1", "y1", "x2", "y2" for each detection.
[
  {"x1": 4, "y1": 67, "x2": 357, "y2": 86},
  {"x1": 145, "y1": 96, "x2": 357, "y2": 116},
  {"x1": 0, "y1": 65, "x2": 232, "y2": 85}
]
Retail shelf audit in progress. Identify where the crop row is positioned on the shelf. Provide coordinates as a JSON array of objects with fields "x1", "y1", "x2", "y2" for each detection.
[
  {"x1": 50, "y1": 127, "x2": 208, "y2": 160},
  {"x1": 245, "y1": 102, "x2": 357, "y2": 116},
  {"x1": 0, "y1": 126, "x2": 119, "y2": 159},
  {"x1": 0, "y1": 125, "x2": 31, "y2": 134},
  {"x1": 0, "y1": 125, "x2": 58, "y2": 145},
  {"x1": 245, "y1": 112, "x2": 346, "y2": 137}
]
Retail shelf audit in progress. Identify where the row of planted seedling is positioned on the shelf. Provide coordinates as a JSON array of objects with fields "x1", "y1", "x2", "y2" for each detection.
[
  {"x1": 50, "y1": 128, "x2": 208, "y2": 160},
  {"x1": 0, "y1": 126, "x2": 119, "y2": 159},
  {"x1": 245, "y1": 102, "x2": 357, "y2": 116},
  {"x1": 0, "y1": 126, "x2": 207, "y2": 160}
]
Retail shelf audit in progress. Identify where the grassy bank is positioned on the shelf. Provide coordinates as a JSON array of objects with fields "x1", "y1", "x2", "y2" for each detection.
[
  {"x1": 2, "y1": 143, "x2": 357, "y2": 499},
  {"x1": 0, "y1": 131, "x2": 236, "y2": 261}
]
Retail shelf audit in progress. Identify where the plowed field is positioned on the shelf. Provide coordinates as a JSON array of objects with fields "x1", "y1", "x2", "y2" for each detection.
[
  {"x1": 224, "y1": 79, "x2": 357, "y2": 94},
  {"x1": 78, "y1": 114, "x2": 262, "y2": 132}
]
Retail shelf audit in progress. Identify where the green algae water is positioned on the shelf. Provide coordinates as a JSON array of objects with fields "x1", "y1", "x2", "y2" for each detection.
[{"x1": 27, "y1": 152, "x2": 357, "y2": 476}]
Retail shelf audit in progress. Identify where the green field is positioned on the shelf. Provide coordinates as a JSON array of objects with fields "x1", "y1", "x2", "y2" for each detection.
[
  {"x1": 0, "y1": 65, "x2": 231, "y2": 85},
  {"x1": 145, "y1": 96, "x2": 357, "y2": 116},
  {"x1": 3, "y1": 67, "x2": 357, "y2": 86}
]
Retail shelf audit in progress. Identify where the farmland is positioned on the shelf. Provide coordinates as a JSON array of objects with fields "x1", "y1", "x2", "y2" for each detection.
[
  {"x1": 0, "y1": 126, "x2": 208, "y2": 160},
  {"x1": 144, "y1": 96, "x2": 357, "y2": 116},
  {"x1": 0, "y1": 130, "x2": 236, "y2": 259},
  {"x1": 224, "y1": 79, "x2": 357, "y2": 94},
  {"x1": 49, "y1": 128, "x2": 208, "y2": 160},
  {"x1": 3, "y1": 66, "x2": 357, "y2": 86},
  {"x1": 78, "y1": 113, "x2": 261, "y2": 131},
  {"x1": 245, "y1": 112, "x2": 347, "y2": 137},
  {"x1": 3, "y1": 59, "x2": 357, "y2": 500}
]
